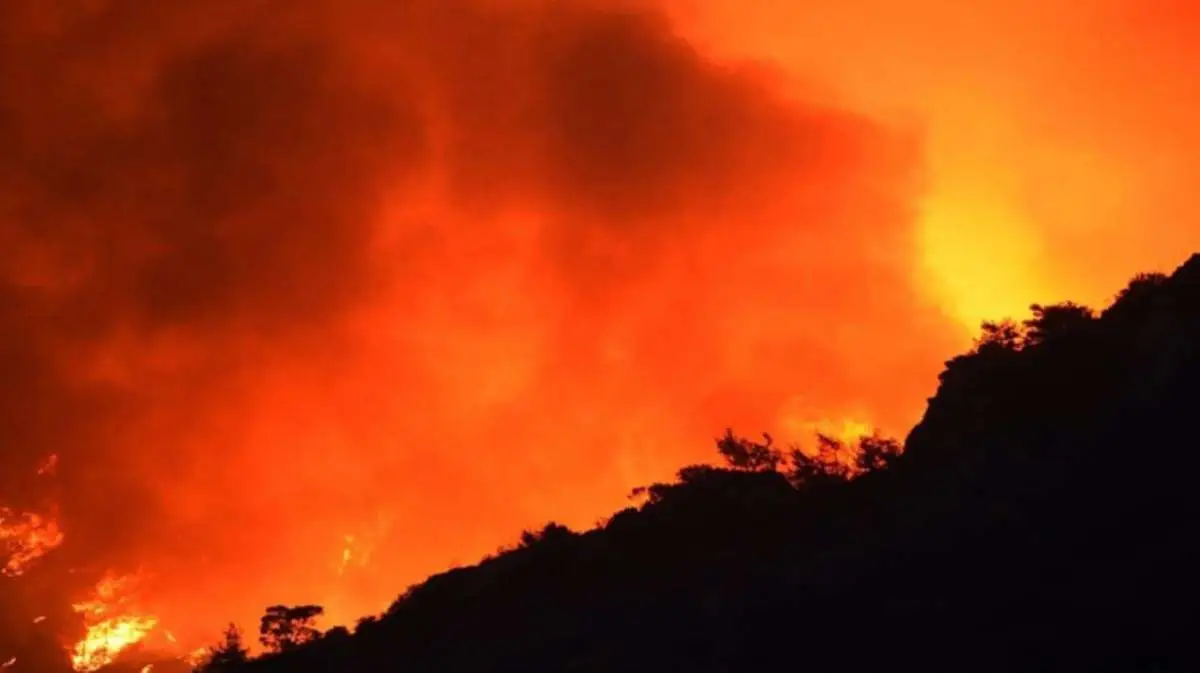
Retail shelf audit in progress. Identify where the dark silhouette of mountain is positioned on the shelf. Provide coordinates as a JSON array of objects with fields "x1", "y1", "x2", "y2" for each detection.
[{"x1": 181, "y1": 256, "x2": 1200, "y2": 671}]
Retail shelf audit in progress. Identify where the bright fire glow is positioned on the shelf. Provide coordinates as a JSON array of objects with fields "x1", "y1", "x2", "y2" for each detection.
[
  {"x1": 1, "y1": 455, "x2": 65, "y2": 577},
  {"x1": 183, "y1": 647, "x2": 209, "y2": 667},
  {"x1": 788, "y1": 417, "x2": 874, "y2": 448},
  {"x1": 70, "y1": 573, "x2": 160, "y2": 672},
  {"x1": 36, "y1": 454, "x2": 59, "y2": 477},
  {"x1": 918, "y1": 190, "x2": 1045, "y2": 331},
  {"x1": 1, "y1": 0, "x2": 1200, "y2": 658},
  {"x1": 337, "y1": 535, "x2": 355, "y2": 577},
  {"x1": 0, "y1": 507, "x2": 64, "y2": 577}
]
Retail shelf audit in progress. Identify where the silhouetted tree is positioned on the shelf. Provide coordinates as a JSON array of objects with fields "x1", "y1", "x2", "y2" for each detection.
[
  {"x1": 975, "y1": 319, "x2": 1024, "y2": 352},
  {"x1": 1113, "y1": 272, "x2": 1168, "y2": 305},
  {"x1": 816, "y1": 434, "x2": 853, "y2": 479},
  {"x1": 259, "y1": 605, "x2": 323, "y2": 653},
  {"x1": 195, "y1": 623, "x2": 250, "y2": 672},
  {"x1": 854, "y1": 434, "x2": 902, "y2": 473},
  {"x1": 353, "y1": 615, "x2": 380, "y2": 635},
  {"x1": 787, "y1": 434, "x2": 850, "y2": 487},
  {"x1": 518, "y1": 522, "x2": 575, "y2": 549},
  {"x1": 629, "y1": 465, "x2": 716, "y2": 505},
  {"x1": 1022, "y1": 302, "x2": 1094, "y2": 346},
  {"x1": 716, "y1": 429, "x2": 782, "y2": 472},
  {"x1": 322, "y1": 625, "x2": 351, "y2": 643}
]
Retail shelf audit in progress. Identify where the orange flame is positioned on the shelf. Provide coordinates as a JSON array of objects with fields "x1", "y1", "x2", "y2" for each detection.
[
  {"x1": 1, "y1": 454, "x2": 65, "y2": 577},
  {"x1": 779, "y1": 409, "x2": 874, "y2": 447},
  {"x1": 336, "y1": 533, "x2": 376, "y2": 579},
  {"x1": 69, "y1": 572, "x2": 159, "y2": 672},
  {"x1": 336, "y1": 535, "x2": 355, "y2": 577},
  {"x1": 802, "y1": 418, "x2": 874, "y2": 446},
  {"x1": 0, "y1": 507, "x2": 65, "y2": 577},
  {"x1": 183, "y1": 647, "x2": 209, "y2": 667},
  {"x1": 36, "y1": 454, "x2": 59, "y2": 477}
]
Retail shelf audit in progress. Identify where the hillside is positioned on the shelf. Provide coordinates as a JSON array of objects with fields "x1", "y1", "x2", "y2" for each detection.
[{"x1": 176, "y1": 256, "x2": 1200, "y2": 671}]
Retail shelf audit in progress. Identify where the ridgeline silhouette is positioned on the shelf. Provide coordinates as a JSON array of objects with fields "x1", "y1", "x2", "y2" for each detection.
[{"x1": 87, "y1": 256, "x2": 1200, "y2": 670}]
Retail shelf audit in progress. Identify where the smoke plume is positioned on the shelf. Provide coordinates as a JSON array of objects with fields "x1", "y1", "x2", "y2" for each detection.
[{"x1": 22, "y1": 0, "x2": 1187, "y2": 650}]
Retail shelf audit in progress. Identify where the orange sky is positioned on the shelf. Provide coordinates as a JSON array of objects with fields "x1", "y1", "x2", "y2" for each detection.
[
  {"x1": 1, "y1": 0, "x2": 1198, "y2": 658},
  {"x1": 671, "y1": 0, "x2": 1200, "y2": 324}
]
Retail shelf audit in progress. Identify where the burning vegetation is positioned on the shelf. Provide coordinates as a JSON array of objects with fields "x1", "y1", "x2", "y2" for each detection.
[
  {"x1": 2, "y1": 0, "x2": 1200, "y2": 671},
  {"x1": 0, "y1": 508, "x2": 64, "y2": 578},
  {"x1": 0, "y1": 458, "x2": 193, "y2": 672},
  {"x1": 69, "y1": 573, "x2": 160, "y2": 672}
]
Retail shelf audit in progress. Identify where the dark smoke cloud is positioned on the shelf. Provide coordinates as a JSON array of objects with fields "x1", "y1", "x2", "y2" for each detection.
[
  {"x1": 1, "y1": 0, "x2": 424, "y2": 570},
  {"x1": 0, "y1": 0, "x2": 957, "y2": 644}
]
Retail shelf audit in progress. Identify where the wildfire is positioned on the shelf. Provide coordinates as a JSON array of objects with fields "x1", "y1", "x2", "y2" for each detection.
[
  {"x1": 337, "y1": 535, "x2": 354, "y2": 577},
  {"x1": 2, "y1": 459, "x2": 175, "y2": 671},
  {"x1": 806, "y1": 418, "x2": 874, "y2": 446},
  {"x1": 335, "y1": 517, "x2": 387, "y2": 578},
  {"x1": 336, "y1": 533, "x2": 374, "y2": 578},
  {"x1": 183, "y1": 647, "x2": 209, "y2": 667},
  {"x1": 36, "y1": 454, "x2": 59, "y2": 477},
  {"x1": 70, "y1": 572, "x2": 159, "y2": 672},
  {"x1": 779, "y1": 410, "x2": 874, "y2": 447},
  {"x1": 0, "y1": 507, "x2": 65, "y2": 577},
  {"x1": 1, "y1": 453, "x2": 65, "y2": 577}
]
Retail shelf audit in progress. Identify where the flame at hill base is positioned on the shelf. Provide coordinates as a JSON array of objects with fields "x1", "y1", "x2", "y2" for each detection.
[{"x1": 69, "y1": 573, "x2": 159, "y2": 672}]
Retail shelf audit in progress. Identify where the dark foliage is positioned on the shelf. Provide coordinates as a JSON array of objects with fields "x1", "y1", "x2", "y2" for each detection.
[
  {"x1": 119, "y1": 255, "x2": 1200, "y2": 672},
  {"x1": 257, "y1": 606, "x2": 323, "y2": 654},
  {"x1": 715, "y1": 429, "x2": 783, "y2": 472},
  {"x1": 195, "y1": 624, "x2": 250, "y2": 672},
  {"x1": 854, "y1": 433, "x2": 902, "y2": 473}
]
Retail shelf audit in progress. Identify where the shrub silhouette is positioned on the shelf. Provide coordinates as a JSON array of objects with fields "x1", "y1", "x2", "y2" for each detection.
[
  {"x1": 715, "y1": 429, "x2": 782, "y2": 472},
  {"x1": 195, "y1": 624, "x2": 250, "y2": 672},
  {"x1": 257, "y1": 605, "x2": 323, "y2": 654}
]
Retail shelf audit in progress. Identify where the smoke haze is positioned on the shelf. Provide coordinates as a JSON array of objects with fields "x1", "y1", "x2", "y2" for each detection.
[{"x1": 1, "y1": 0, "x2": 1197, "y2": 650}]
